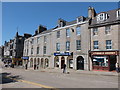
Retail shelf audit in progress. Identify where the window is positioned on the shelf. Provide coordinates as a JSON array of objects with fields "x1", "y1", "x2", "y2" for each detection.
[
  {"x1": 97, "y1": 13, "x2": 109, "y2": 21},
  {"x1": 106, "y1": 40, "x2": 112, "y2": 49},
  {"x1": 99, "y1": 13, "x2": 104, "y2": 20},
  {"x1": 57, "y1": 31, "x2": 60, "y2": 38},
  {"x1": 31, "y1": 47, "x2": 33, "y2": 54},
  {"x1": 76, "y1": 27, "x2": 81, "y2": 35},
  {"x1": 76, "y1": 40, "x2": 81, "y2": 50},
  {"x1": 37, "y1": 47, "x2": 39, "y2": 54},
  {"x1": 93, "y1": 56, "x2": 108, "y2": 67},
  {"x1": 60, "y1": 22, "x2": 63, "y2": 27},
  {"x1": 56, "y1": 43, "x2": 60, "y2": 51},
  {"x1": 31, "y1": 39, "x2": 34, "y2": 44},
  {"x1": 66, "y1": 41, "x2": 70, "y2": 51},
  {"x1": 43, "y1": 46, "x2": 46, "y2": 54},
  {"x1": 77, "y1": 17, "x2": 83, "y2": 22},
  {"x1": 105, "y1": 26, "x2": 111, "y2": 34},
  {"x1": 44, "y1": 36, "x2": 47, "y2": 43},
  {"x1": 37, "y1": 37, "x2": 40, "y2": 43},
  {"x1": 27, "y1": 49, "x2": 29, "y2": 55},
  {"x1": 93, "y1": 41, "x2": 99, "y2": 49},
  {"x1": 66, "y1": 28, "x2": 70, "y2": 37},
  {"x1": 93, "y1": 28, "x2": 98, "y2": 36},
  {"x1": 116, "y1": 9, "x2": 120, "y2": 17}
]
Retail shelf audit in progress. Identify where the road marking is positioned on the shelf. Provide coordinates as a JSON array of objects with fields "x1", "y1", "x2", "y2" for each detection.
[{"x1": 4, "y1": 76, "x2": 58, "y2": 90}]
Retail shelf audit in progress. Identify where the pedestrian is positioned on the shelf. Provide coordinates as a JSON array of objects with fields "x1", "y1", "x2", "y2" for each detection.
[
  {"x1": 116, "y1": 63, "x2": 119, "y2": 73},
  {"x1": 37, "y1": 64, "x2": 39, "y2": 70},
  {"x1": 25, "y1": 64, "x2": 28, "y2": 70},
  {"x1": 12, "y1": 63, "x2": 14, "y2": 68},
  {"x1": 34, "y1": 64, "x2": 36, "y2": 70},
  {"x1": 63, "y1": 63, "x2": 66, "y2": 73}
]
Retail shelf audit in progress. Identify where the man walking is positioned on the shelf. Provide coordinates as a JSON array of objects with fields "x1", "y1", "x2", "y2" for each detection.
[
  {"x1": 25, "y1": 64, "x2": 28, "y2": 70},
  {"x1": 63, "y1": 63, "x2": 66, "y2": 73}
]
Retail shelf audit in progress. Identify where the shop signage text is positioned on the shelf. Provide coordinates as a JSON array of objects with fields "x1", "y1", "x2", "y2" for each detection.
[
  {"x1": 91, "y1": 51, "x2": 119, "y2": 55},
  {"x1": 54, "y1": 52, "x2": 71, "y2": 56}
]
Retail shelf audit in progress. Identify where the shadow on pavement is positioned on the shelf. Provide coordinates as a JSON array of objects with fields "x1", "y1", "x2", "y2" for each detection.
[{"x1": 1, "y1": 72, "x2": 22, "y2": 84}]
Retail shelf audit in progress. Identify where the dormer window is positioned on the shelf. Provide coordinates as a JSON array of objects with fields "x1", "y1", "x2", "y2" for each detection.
[
  {"x1": 116, "y1": 9, "x2": 120, "y2": 17},
  {"x1": 97, "y1": 13, "x2": 109, "y2": 22},
  {"x1": 77, "y1": 16, "x2": 84, "y2": 23},
  {"x1": 60, "y1": 22, "x2": 63, "y2": 27}
]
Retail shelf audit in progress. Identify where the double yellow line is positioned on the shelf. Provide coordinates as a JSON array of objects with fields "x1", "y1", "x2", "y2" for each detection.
[{"x1": 4, "y1": 76, "x2": 58, "y2": 90}]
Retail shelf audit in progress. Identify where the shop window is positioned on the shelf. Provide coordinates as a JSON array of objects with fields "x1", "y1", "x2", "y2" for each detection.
[
  {"x1": 69, "y1": 59, "x2": 73, "y2": 69},
  {"x1": 106, "y1": 40, "x2": 112, "y2": 49},
  {"x1": 105, "y1": 26, "x2": 111, "y2": 34},
  {"x1": 93, "y1": 41, "x2": 99, "y2": 50},
  {"x1": 93, "y1": 56, "x2": 108, "y2": 67},
  {"x1": 93, "y1": 28, "x2": 98, "y2": 36}
]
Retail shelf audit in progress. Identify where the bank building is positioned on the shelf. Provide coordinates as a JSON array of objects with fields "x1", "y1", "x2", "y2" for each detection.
[{"x1": 23, "y1": 7, "x2": 120, "y2": 71}]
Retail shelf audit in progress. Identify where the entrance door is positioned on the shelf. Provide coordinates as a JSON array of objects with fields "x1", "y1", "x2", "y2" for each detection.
[
  {"x1": 109, "y1": 55, "x2": 116, "y2": 71},
  {"x1": 61, "y1": 57, "x2": 65, "y2": 69},
  {"x1": 77, "y1": 56, "x2": 84, "y2": 70}
]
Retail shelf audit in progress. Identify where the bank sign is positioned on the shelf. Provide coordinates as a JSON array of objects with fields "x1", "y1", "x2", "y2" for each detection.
[{"x1": 54, "y1": 52, "x2": 71, "y2": 56}]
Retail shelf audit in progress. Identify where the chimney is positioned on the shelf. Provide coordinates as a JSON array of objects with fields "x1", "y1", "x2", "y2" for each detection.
[
  {"x1": 88, "y1": 6, "x2": 96, "y2": 19},
  {"x1": 38, "y1": 25, "x2": 47, "y2": 34}
]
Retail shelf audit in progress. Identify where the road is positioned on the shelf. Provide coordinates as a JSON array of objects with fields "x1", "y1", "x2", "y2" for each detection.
[{"x1": 1, "y1": 67, "x2": 118, "y2": 89}]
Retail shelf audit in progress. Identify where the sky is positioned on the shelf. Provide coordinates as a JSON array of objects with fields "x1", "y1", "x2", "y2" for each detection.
[{"x1": 1, "y1": 2, "x2": 118, "y2": 45}]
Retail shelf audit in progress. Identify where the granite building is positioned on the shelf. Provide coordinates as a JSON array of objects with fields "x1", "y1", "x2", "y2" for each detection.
[
  {"x1": 89, "y1": 8, "x2": 120, "y2": 71},
  {"x1": 23, "y1": 8, "x2": 91, "y2": 70},
  {"x1": 3, "y1": 32, "x2": 32, "y2": 65},
  {"x1": 23, "y1": 7, "x2": 120, "y2": 71}
]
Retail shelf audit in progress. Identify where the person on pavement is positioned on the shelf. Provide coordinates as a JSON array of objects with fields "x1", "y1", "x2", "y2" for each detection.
[
  {"x1": 116, "y1": 63, "x2": 119, "y2": 73},
  {"x1": 63, "y1": 63, "x2": 66, "y2": 73}
]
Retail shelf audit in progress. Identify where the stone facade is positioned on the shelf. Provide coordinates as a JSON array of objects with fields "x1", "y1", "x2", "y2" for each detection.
[
  {"x1": 2, "y1": 32, "x2": 32, "y2": 65},
  {"x1": 89, "y1": 8, "x2": 120, "y2": 71},
  {"x1": 23, "y1": 18, "x2": 90, "y2": 70},
  {"x1": 23, "y1": 7, "x2": 120, "y2": 71}
]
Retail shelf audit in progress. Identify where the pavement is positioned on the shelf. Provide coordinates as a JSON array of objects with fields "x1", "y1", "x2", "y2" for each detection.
[
  {"x1": 21, "y1": 67, "x2": 119, "y2": 77},
  {"x1": 0, "y1": 60, "x2": 119, "y2": 89}
]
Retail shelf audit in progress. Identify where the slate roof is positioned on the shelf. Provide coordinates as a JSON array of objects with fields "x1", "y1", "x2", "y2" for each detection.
[{"x1": 90, "y1": 9, "x2": 120, "y2": 27}]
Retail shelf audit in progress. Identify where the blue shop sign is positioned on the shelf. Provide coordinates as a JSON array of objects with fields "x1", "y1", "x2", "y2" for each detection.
[
  {"x1": 22, "y1": 56, "x2": 29, "y2": 60},
  {"x1": 54, "y1": 52, "x2": 71, "y2": 56}
]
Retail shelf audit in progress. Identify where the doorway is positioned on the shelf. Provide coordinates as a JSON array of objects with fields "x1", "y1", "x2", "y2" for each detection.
[
  {"x1": 77, "y1": 56, "x2": 84, "y2": 70},
  {"x1": 109, "y1": 55, "x2": 117, "y2": 71},
  {"x1": 61, "y1": 56, "x2": 65, "y2": 69}
]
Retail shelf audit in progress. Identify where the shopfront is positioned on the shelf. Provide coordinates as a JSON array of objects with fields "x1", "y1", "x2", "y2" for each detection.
[
  {"x1": 54, "y1": 52, "x2": 73, "y2": 69},
  {"x1": 90, "y1": 50, "x2": 119, "y2": 71},
  {"x1": 12, "y1": 58, "x2": 23, "y2": 66},
  {"x1": 22, "y1": 56, "x2": 29, "y2": 67}
]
